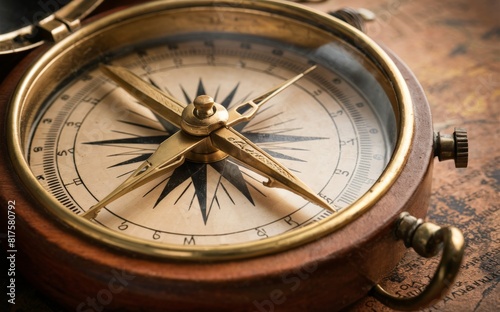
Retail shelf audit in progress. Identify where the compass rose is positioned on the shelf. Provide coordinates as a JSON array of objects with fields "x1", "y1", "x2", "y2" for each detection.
[{"x1": 82, "y1": 65, "x2": 334, "y2": 222}]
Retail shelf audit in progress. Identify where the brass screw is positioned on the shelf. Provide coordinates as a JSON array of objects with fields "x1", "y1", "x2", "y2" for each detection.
[{"x1": 193, "y1": 95, "x2": 215, "y2": 119}]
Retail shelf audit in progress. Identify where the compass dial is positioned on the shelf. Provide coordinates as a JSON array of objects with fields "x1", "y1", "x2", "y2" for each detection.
[{"x1": 27, "y1": 35, "x2": 396, "y2": 246}]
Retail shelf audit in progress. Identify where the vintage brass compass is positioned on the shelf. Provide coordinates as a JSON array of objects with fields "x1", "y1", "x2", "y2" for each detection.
[{"x1": 0, "y1": 0, "x2": 469, "y2": 310}]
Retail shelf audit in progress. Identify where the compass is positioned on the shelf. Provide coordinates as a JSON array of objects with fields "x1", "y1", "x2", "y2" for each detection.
[{"x1": 0, "y1": 1, "x2": 469, "y2": 311}]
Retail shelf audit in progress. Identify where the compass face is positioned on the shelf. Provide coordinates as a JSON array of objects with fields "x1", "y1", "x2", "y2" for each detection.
[{"x1": 26, "y1": 34, "x2": 397, "y2": 247}]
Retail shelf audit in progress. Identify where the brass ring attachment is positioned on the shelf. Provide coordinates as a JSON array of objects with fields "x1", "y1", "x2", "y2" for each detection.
[{"x1": 371, "y1": 212, "x2": 465, "y2": 310}]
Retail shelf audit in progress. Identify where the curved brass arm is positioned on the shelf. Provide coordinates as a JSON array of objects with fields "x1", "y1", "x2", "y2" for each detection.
[{"x1": 371, "y1": 213, "x2": 465, "y2": 311}]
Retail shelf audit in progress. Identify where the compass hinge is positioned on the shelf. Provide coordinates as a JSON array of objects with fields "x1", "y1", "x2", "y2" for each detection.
[{"x1": 36, "y1": 0, "x2": 104, "y2": 43}]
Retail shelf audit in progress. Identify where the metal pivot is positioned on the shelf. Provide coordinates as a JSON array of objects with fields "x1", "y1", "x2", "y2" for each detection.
[
  {"x1": 371, "y1": 212, "x2": 465, "y2": 310},
  {"x1": 434, "y1": 127, "x2": 468, "y2": 168}
]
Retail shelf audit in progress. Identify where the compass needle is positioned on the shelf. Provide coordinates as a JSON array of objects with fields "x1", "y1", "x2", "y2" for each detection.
[
  {"x1": 82, "y1": 131, "x2": 204, "y2": 219},
  {"x1": 211, "y1": 127, "x2": 336, "y2": 212},
  {"x1": 226, "y1": 65, "x2": 317, "y2": 127},
  {"x1": 100, "y1": 65, "x2": 186, "y2": 128}
]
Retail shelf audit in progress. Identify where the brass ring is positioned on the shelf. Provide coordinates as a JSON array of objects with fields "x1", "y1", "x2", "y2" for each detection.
[{"x1": 371, "y1": 223, "x2": 465, "y2": 310}]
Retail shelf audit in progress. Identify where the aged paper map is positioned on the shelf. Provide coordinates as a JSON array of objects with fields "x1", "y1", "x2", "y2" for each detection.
[
  {"x1": 309, "y1": 0, "x2": 498, "y2": 311},
  {"x1": 2, "y1": 0, "x2": 498, "y2": 311}
]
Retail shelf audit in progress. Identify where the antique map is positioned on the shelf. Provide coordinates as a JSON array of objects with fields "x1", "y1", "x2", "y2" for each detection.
[
  {"x1": 2, "y1": 0, "x2": 499, "y2": 311},
  {"x1": 309, "y1": 0, "x2": 499, "y2": 310}
]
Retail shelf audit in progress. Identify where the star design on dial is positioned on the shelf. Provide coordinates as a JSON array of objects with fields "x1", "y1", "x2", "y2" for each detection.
[{"x1": 86, "y1": 77, "x2": 326, "y2": 224}]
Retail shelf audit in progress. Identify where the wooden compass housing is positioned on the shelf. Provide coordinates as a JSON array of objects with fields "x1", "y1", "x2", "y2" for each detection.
[
  {"x1": 0, "y1": 1, "x2": 434, "y2": 311},
  {"x1": 0, "y1": 53, "x2": 433, "y2": 312}
]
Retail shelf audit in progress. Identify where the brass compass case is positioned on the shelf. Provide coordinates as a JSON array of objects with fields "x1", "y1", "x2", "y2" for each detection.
[{"x1": 0, "y1": 0, "x2": 466, "y2": 311}]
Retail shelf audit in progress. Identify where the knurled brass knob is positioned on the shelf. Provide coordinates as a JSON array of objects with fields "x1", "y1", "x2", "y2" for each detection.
[
  {"x1": 434, "y1": 128, "x2": 468, "y2": 168},
  {"x1": 329, "y1": 8, "x2": 376, "y2": 33}
]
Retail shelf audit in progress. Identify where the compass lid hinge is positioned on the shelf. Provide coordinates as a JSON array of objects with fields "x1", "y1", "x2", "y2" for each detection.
[
  {"x1": 0, "y1": 0, "x2": 103, "y2": 54},
  {"x1": 37, "y1": 0, "x2": 104, "y2": 43}
]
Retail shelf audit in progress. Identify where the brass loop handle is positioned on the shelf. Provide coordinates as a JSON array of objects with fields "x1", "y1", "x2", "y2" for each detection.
[{"x1": 371, "y1": 213, "x2": 465, "y2": 311}]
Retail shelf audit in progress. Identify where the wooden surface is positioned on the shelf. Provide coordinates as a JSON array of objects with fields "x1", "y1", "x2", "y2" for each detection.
[{"x1": 1, "y1": 0, "x2": 499, "y2": 311}]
